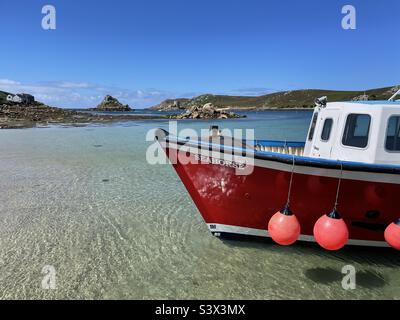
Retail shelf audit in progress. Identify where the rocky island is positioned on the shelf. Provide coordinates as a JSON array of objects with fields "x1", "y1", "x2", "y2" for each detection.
[
  {"x1": 92, "y1": 95, "x2": 133, "y2": 112},
  {"x1": 172, "y1": 103, "x2": 244, "y2": 119}
]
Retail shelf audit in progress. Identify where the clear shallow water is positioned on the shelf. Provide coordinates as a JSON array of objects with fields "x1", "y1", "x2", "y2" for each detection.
[{"x1": 0, "y1": 111, "x2": 399, "y2": 300}]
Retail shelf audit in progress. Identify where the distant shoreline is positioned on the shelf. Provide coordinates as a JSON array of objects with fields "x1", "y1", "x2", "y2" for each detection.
[
  {"x1": 2, "y1": 85, "x2": 397, "y2": 129},
  {"x1": 146, "y1": 106, "x2": 314, "y2": 112},
  {"x1": 0, "y1": 104, "x2": 167, "y2": 129},
  {"x1": 148, "y1": 86, "x2": 398, "y2": 111}
]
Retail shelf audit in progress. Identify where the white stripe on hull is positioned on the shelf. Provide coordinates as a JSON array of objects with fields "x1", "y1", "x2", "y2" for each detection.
[
  {"x1": 164, "y1": 141, "x2": 400, "y2": 184},
  {"x1": 207, "y1": 223, "x2": 389, "y2": 248}
]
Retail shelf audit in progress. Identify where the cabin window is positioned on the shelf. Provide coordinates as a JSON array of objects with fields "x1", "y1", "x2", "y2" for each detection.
[
  {"x1": 308, "y1": 112, "x2": 319, "y2": 141},
  {"x1": 386, "y1": 116, "x2": 400, "y2": 151},
  {"x1": 321, "y1": 118, "x2": 333, "y2": 141},
  {"x1": 342, "y1": 114, "x2": 371, "y2": 148}
]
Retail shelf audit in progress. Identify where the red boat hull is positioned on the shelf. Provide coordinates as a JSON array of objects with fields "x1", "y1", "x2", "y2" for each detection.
[{"x1": 160, "y1": 137, "x2": 400, "y2": 247}]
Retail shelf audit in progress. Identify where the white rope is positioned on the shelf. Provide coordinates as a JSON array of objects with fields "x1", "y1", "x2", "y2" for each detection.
[
  {"x1": 285, "y1": 155, "x2": 295, "y2": 208},
  {"x1": 334, "y1": 162, "x2": 343, "y2": 210}
]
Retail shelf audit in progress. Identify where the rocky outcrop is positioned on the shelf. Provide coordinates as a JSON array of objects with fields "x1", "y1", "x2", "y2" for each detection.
[
  {"x1": 174, "y1": 103, "x2": 243, "y2": 119},
  {"x1": 150, "y1": 98, "x2": 189, "y2": 111},
  {"x1": 96, "y1": 95, "x2": 132, "y2": 111},
  {"x1": 0, "y1": 103, "x2": 81, "y2": 128}
]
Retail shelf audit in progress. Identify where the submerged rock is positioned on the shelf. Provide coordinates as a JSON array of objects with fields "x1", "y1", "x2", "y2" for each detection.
[
  {"x1": 174, "y1": 103, "x2": 243, "y2": 119},
  {"x1": 96, "y1": 95, "x2": 132, "y2": 111}
]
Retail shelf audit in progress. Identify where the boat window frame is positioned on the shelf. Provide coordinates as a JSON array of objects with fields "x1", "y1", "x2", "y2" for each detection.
[
  {"x1": 320, "y1": 118, "x2": 333, "y2": 142},
  {"x1": 307, "y1": 112, "x2": 319, "y2": 141},
  {"x1": 341, "y1": 113, "x2": 372, "y2": 150},
  {"x1": 385, "y1": 115, "x2": 400, "y2": 153}
]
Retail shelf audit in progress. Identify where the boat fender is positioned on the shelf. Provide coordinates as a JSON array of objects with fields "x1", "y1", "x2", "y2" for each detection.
[
  {"x1": 268, "y1": 206, "x2": 301, "y2": 246},
  {"x1": 384, "y1": 219, "x2": 400, "y2": 250},
  {"x1": 313, "y1": 209, "x2": 349, "y2": 251}
]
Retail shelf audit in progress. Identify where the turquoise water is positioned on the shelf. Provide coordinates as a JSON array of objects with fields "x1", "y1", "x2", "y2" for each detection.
[{"x1": 0, "y1": 111, "x2": 399, "y2": 299}]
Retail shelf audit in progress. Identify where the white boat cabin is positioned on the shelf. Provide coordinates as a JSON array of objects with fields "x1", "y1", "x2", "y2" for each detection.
[{"x1": 304, "y1": 92, "x2": 400, "y2": 165}]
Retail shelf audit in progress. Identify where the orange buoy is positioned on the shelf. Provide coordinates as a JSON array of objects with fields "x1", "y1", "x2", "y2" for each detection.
[
  {"x1": 384, "y1": 219, "x2": 400, "y2": 250},
  {"x1": 313, "y1": 209, "x2": 349, "y2": 251},
  {"x1": 268, "y1": 206, "x2": 301, "y2": 246}
]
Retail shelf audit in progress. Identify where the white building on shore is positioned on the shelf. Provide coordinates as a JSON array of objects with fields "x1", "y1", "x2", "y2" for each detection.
[{"x1": 6, "y1": 93, "x2": 35, "y2": 104}]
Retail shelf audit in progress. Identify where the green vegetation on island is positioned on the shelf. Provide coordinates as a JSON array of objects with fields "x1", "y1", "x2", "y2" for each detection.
[{"x1": 150, "y1": 86, "x2": 400, "y2": 111}]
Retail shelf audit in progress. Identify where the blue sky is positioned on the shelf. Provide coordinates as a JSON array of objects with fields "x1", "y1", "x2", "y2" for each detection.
[{"x1": 0, "y1": 0, "x2": 399, "y2": 108}]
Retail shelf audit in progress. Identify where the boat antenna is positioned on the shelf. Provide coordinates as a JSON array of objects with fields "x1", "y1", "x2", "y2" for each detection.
[{"x1": 389, "y1": 88, "x2": 400, "y2": 101}]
